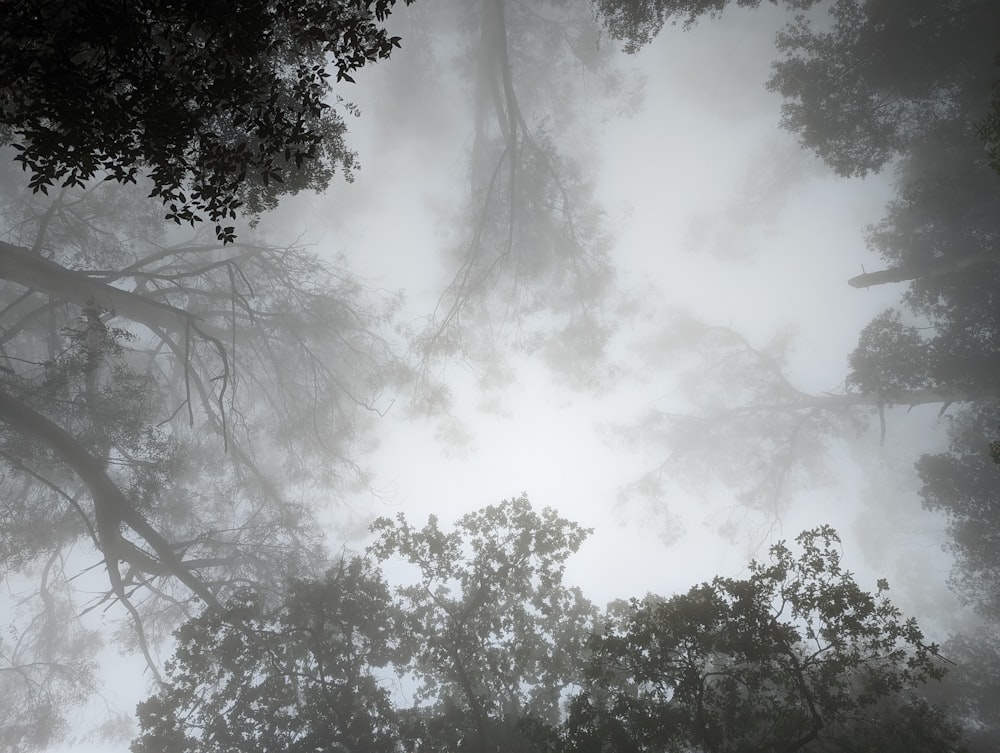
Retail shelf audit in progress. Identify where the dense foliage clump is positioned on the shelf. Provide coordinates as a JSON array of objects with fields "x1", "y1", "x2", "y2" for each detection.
[
  {"x1": 0, "y1": 0, "x2": 411, "y2": 239},
  {"x1": 135, "y1": 500, "x2": 962, "y2": 753}
]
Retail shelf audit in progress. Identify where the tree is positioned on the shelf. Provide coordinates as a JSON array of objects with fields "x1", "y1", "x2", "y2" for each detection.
[
  {"x1": 766, "y1": 0, "x2": 998, "y2": 177},
  {"x1": 0, "y1": 1, "x2": 634, "y2": 742},
  {"x1": 592, "y1": 4, "x2": 1000, "y2": 733},
  {"x1": 593, "y1": 0, "x2": 821, "y2": 54},
  {"x1": 0, "y1": 168, "x2": 404, "y2": 748},
  {"x1": 369, "y1": 495, "x2": 598, "y2": 753},
  {"x1": 134, "y1": 496, "x2": 598, "y2": 753},
  {"x1": 928, "y1": 631, "x2": 1000, "y2": 753},
  {"x1": 565, "y1": 526, "x2": 958, "y2": 753},
  {"x1": 918, "y1": 403, "x2": 1000, "y2": 621},
  {"x1": 594, "y1": 0, "x2": 997, "y2": 182},
  {"x1": 134, "y1": 514, "x2": 964, "y2": 753},
  {"x1": 611, "y1": 312, "x2": 978, "y2": 537},
  {"x1": 381, "y1": 1, "x2": 625, "y2": 392},
  {"x1": 0, "y1": 0, "x2": 412, "y2": 240},
  {"x1": 132, "y1": 557, "x2": 404, "y2": 753},
  {"x1": 601, "y1": 0, "x2": 1000, "y2": 636},
  {"x1": 0, "y1": 565, "x2": 102, "y2": 753}
]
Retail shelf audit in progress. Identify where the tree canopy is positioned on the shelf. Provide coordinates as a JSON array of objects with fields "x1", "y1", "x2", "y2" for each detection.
[
  {"x1": 4, "y1": 0, "x2": 1000, "y2": 749},
  {"x1": 381, "y1": 0, "x2": 624, "y2": 392},
  {"x1": 132, "y1": 558, "x2": 404, "y2": 753},
  {"x1": 613, "y1": 0, "x2": 1000, "y2": 599},
  {"x1": 370, "y1": 495, "x2": 598, "y2": 753},
  {"x1": 0, "y1": 164, "x2": 403, "y2": 750},
  {"x1": 134, "y1": 503, "x2": 962, "y2": 753},
  {"x1": 595, "y1": 4, "x2": 1000, "y2": 741},
  {"x1": 567, "y1": 527, "x2": 956, "y2": 753},
  {"x1": 0, "y1": 0, "x2": 633, "y2": 744},
  {"x1": 0, "y1": 0, "x2": 411, "y2": 240}
]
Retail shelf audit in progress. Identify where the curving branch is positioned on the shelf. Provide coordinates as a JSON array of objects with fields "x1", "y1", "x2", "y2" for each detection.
[
  {"x1": 0, "y1": 240, "x2": 201, "y2": 332},
  {"x1": 770, "y1": 619, "x2": 824, "y2": 753},
  {"x1": 0, "y1": 385, "x2": 225, "y2": 616}
]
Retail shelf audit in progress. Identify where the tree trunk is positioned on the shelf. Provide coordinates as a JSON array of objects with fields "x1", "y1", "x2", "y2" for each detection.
[{"x1": 792, "y1": 387, "x2": 999, "y2": 409}]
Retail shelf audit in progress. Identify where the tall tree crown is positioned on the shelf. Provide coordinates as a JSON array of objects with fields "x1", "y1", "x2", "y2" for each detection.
[{"x1": 0, "y1": 0, "x2": 411, "y2": 240}]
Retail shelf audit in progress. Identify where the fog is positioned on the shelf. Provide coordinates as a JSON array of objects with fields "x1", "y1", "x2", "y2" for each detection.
[
  {"x1": 3, "y1": 1, "x2": 997, "y2": 751},
  {"x1": 318, "y1": 2, "x2": 957, "y2": 612}
]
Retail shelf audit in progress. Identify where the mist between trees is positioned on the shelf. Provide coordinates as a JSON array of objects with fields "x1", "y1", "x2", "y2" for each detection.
[{"x1": 1, "y1": 0, "x2": 1000, "y2": 751}]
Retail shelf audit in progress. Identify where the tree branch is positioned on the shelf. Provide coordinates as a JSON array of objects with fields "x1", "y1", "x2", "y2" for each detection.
[
  {"x1": 0, "y1": 240, "x2": 201, "y2": 333},
  {"x1": 848, "y1": 251, "x2": 999, "y2": 288},
  {"x1": 0, "y1": 385, "x2": 226, "y2": 616}
]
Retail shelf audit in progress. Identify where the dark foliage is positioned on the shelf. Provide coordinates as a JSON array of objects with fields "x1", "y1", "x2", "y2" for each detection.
[
  {"x1": 566, "y1": 527, "x2": 955, "y2": 753},
  {"x1": 133, "y1": 558, "x2": 404, "y2": 753},
  {"x1": 134, "y1": 503, "x2": 963, "y2": 753},
  {"x1": 0, "y1": 0, "x2": 411, "y2": 240}
]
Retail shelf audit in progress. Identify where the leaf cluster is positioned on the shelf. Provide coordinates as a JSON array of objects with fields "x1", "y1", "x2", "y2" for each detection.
[
  {"x1": 567, "y1": 526, "x2": 949, "y2": 753},
  {"x1": 370, "y1": 495, "x2": 598, "y2": 750},
  {"x1": 0, "y1": 0, "x2": 411, "y2": 240},
  {"x1": 133, "y1": 558, "x2": 404, "y2": 753},
  {"x1": 593, "y1": 0, "x2": 820, "y2": 54}
]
